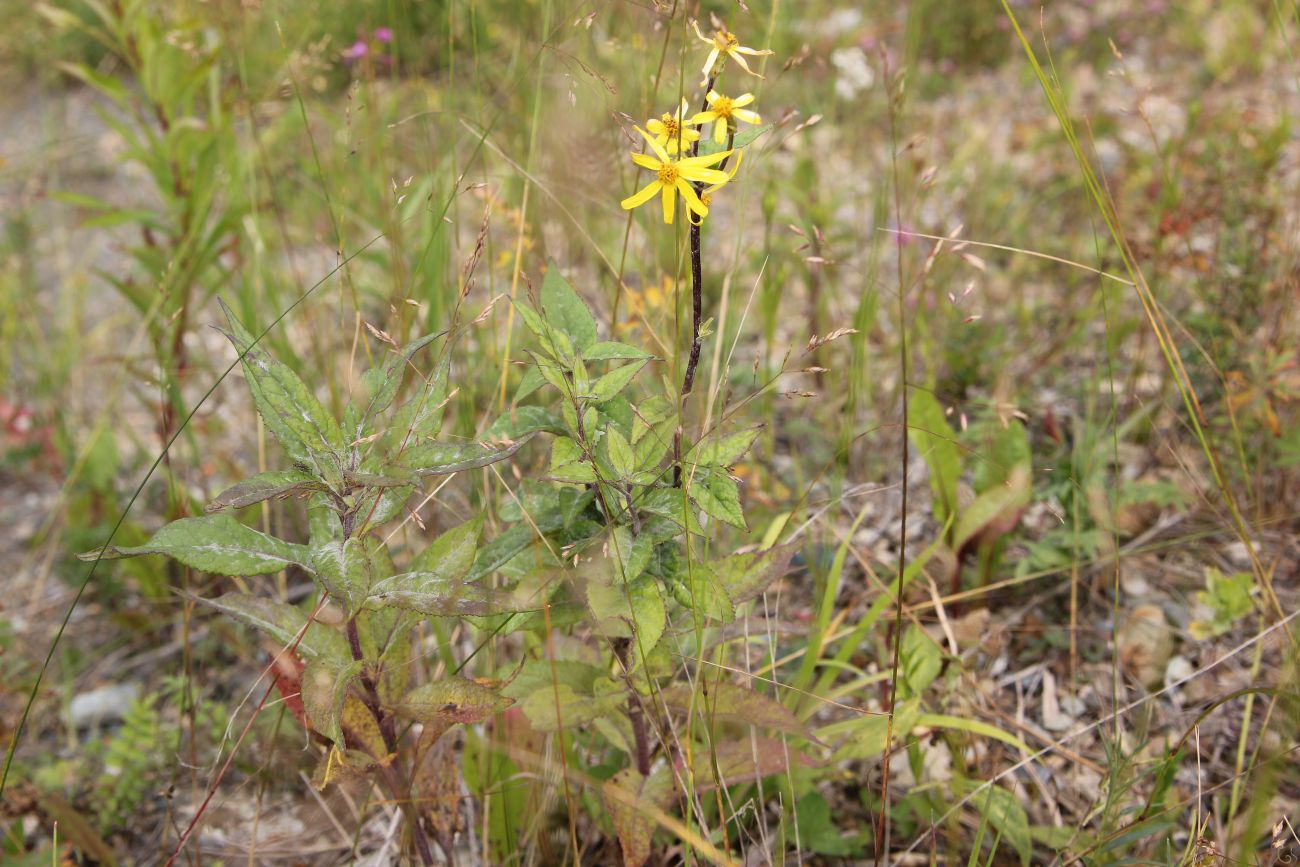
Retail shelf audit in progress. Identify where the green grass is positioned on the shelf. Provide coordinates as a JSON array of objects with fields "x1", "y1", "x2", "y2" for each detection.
[{"x1": 0, "y1": 0, "x2": 1298, "y2": 864}]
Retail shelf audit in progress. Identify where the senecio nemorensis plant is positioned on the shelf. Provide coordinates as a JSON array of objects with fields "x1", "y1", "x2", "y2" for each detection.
[{"x1": 84, "y1": 18, "x2": 798, "y2": 867}]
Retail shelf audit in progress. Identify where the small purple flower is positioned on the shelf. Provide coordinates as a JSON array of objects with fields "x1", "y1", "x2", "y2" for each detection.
[
  {"x1": 374, "y1": 27, "x2": 393, "y2": 43},
  {"x1": 343, "y1": 39, "x2": 369, "y2": 61}
]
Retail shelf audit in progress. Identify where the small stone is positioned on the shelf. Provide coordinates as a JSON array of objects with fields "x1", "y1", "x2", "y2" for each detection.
[{"x1": 68, "y1": 683, "x2": 141, "y2": 728}]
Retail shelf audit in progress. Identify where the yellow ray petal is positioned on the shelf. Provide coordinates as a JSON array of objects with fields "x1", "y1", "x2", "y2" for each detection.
[
  {"x1": 731, "y1": 93, "x2": 756, "y2": 107},
  {"x1": 634, "y1": 125, "x2": 670, "y2": 163},
  {"x1": 631, "y1": 152, "x2": 661, "y2": 170},
  {"x1": 621, "y1": 180, "x2": 661, "y2": 211},
  {"x1": 680, "y1": 149, "x2": 733, "y2": 168},
  {"x1": 727, "y1": 50, "x2": 754, "y2": 75},
  {"x1": 732, "y1": 109, "x2": 761, "y2": 125},
  {"x1": 676, "y1": 179, "x2": 708, "y2": 218},
  {"x1": 702, "y1": 47, "x2": 720, "y2": 76},
  {"x1": 681, "y1": 167, "x2": 729, "y2": 185},
  {"x1": 690, "y1": 110, "x2": 718, "y2": 126},
  {"x1": 661, "y1": 183, "x2": 677, "y2": 224},
  {"x1": 733, "y1": 46, "x2": 773, "y2": 57}
]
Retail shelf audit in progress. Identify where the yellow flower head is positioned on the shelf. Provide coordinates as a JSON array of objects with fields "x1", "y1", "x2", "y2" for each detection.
[
  {"x1": 621, "y1": 126, "x2": 733, "y2": 225},
  {"x1": 645, "y1": 98, "x2": 701, "y2": 155},
  {"x1": 689, "y1": 149, "x2": 743, "y2": 226},
  {"x1": 692, "y1": 20, "x2": 774, "y2": 78},
  {"x1": 691, "y1": 90, "x2": 762, "y2": 145}
]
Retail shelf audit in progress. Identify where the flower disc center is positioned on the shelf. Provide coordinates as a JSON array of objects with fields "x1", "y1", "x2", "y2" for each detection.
[{"x1": 657, "y1": 163, "x2": 680, "y2": 185}]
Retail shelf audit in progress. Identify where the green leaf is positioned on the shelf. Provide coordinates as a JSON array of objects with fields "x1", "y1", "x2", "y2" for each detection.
[
  {"x1": 685, "y1": 427, "x2": 762, "y2": 469},
  {"x1": 697, "y1": 123, "x2": 773, "y2": 157},
  {"x1": 969, "y1": 417, "x2": 1031, "y2": 494},
  {"x1": 957, "y1": 780, "x2": 1032, "y2": 867},
  {"x1": 660, "y1": 682, "x2": 806, "y2": 739},
  {"x1": 397, "y1": 677, "x2": 514, "y2": 725},
  {"x1": 915, "y1": 713, "x2": 1032, "y2": 754},
  {"x1": 302, "y1": 659, "x2": 365, "y2": 746},
  {"x1": 583, "y1": 341, "x2": 654, "y2": 362},
  {"x1": 385, "y1": 355, "x2": 452, "y2": 450},
  {"x1": 360, "y1": 331, "x2": 443, "y2": 420},
  {"x1": 513, "y1": 365, "x2": 547, "y2": 403},
  {"x1": 709, "y1": 542, "x2": 799, "y2": 604},
  {"x1": 399, "y1": 438, "x2": 528, "y2": 476},
  {"x1": 79, "y1": 515, "x2": 311, "y2": 576},
  {"x1": 520, "y1": 680, "x2": 625, "y2": 732},
  {"x1": 588, "y1": 360, "x2": 648, "y2": 403},
  {"x1": 900, "y1": 625, "x2": 942, "y2": 697},
  {"x1": 908, "y1": 388, "x2": 962, "y2": 526},
  {"x1": 587, "y1": 576, "x2": 665, "y2": 661},
  {"x1": 1190, "y1": 566, "x2": 1256, "y2": 639},
  {"x1": 687, "y1": 469, "x2": 747, "y2": 529},
  {"x1": 604, "y1": 427, "x2": 636, "y2": 478},
  {"x1": 952, "y1": 464, "x2": 1031, "y2": 552},
  {"x1": 601, "y1": 768, "x2": 674, "y2": 867},
  {"x1": 794, "y1": 791, "x2": 865, "y2": 857},
  {"x1": 669, "y1": 566, "x2": 734, "y2": 623},
  {"x1": 541, "y1": 264, "x2": 598, "y2": 352},
  {"x1": 219, "y1": 300, "x2": 345, "y2": 474},
  {"x1": 195, "y1": 592, "x2": 351, "y2": 664},
  {"x1": 486, "y1": 405, "x2": 566, "y2": 440},
  {"x1": 367, "y1": 572, "x2": 535, "y2": 617},
  {"x1": 206, "y1": 469, "x2": 324, "y2": 512},
  {"x1": 409, "y1": 518, "x2": 481, "y2": 582},
  {"x1": 638, "y1": 488, "x2": 704, "y2": 535},
  {"x1": 825, "y1": 698, "x2": 922, "y2": 762},
  {"x1": 502, "y1": 659, "x2": 609, "y2": 702},
  {"x1": 311, "y1": 535, "x2": 388, "y2": 614}
]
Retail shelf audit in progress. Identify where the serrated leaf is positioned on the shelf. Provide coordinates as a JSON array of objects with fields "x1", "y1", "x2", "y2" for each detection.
[
  {"x1": 399, "y1": 438, "x2": 527, "y2": 476},
  {"x1": 710, "y1": 542, "x2": 799, "y2": 604},
  {"x1": 637, "y1": 488, "x2": 704, "y2": 535},
  {"x1": 671, "y1": 566, "x2": 734, "y2": 623},
  {"x1": 541, "y1": 264, "x2": 598, "y2": 352},
  {"x1": 520, "y1": 681, "x2": 625, "y2": 732},
  {"x1": 513, "y1": 365, "x2": 547, "y2": 403},
  {"x1": 302, "y1": 658, "x2": 365, "y2": 746},
  {"x1": 486, "y1": 405, "x2": 566, "y2": 440},
  {"x1": 687, "y1": 469, "x2": 747, "y2": 529},
  {"x1": 502, "y1": 659, "x2": 608, "y2": 701},
  {"x1": 583, "y1": 341, "x2": 654, "y2": 362},
  {"x1": 206, "y1": 469, "x2": 324, "y2": 512},
  {"x1": 220, "y1": 300, "x2": 345, "y2": 472},
  {"x1": 397, "y1": 677, "x2": 514, "y2": 725},
  {"x1": 685, "y1": 427, "x2": 762, "y2": 469},
  {"x1": 409, "y1": 518, "x2": 481, "y2": 582},
  {"x1": 604, "y1": 427, "x2": 636, "y2": 478},
  {"x1": 195, "y1": 592, "x2": 351, "y2": 664},
  {"x1": 697, "y1": 123, "x2": 773, "y2": 156},
  {"x1": 385, "y1": 355, "x2": 451, "y2": 449},
  {"x1": 587, "y1": 577, "x2": 665, "y2": 663},
  {"x1": 633, "y1": 417, "x2": 675, "y2": 470},
  {"x1": 589, "y1": 360, "x2": 648, "y2": 403},
  {"x1": 79, "y1": 515, "x2": 311, "y2": 576},
  {"x1": 311, "y1": 535, "x2": 387, "y2": 614},
  {"x1": 661, "y1": 682, "x2": 806, "y2": 738}
]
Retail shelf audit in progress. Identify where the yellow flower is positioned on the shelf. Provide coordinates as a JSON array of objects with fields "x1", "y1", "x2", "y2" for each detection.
[
  {"x1": 689, "y1": 149, "x2": 743, "y2": 226},
  {"x1": 645, "y1": 99, "x2": 701, "y2": 155},
  {"x1": 691, "y1": 90, "x2": 761, "y2": 144},
  {"x1": 621, "y1": 126, "x2": 733, "y2": 225},
  {"x1": 692, "y1": 20, "x2": 773, "y2": 78}
]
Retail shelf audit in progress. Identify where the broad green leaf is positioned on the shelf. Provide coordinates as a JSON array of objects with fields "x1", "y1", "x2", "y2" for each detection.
[
  {"x1": 409, "y1": 518, "x2": 482, "y2": 582},
  {"x1": 385, "y1": 356, "x2": 451, "y2": 450},
  {"x1": 486, "y1": 405, "x2": 566, "y2": 440},
  {"x1": 969, "y1": 417, "x2": 1030, "y2": 494},
  {"x1": 633, "y1": 417, "x2": 674, "y2": 470},
  {"x1": 952, "y1": 463, "x2": 1031, "y2": 552},
  {"x1": 397, "y1": 677, "x2": 514, "y2": 724},
  {"x1": 206, "y1": 469, "x2": 324, "y2": 512},
  {"x1": 604, "y1": 427, "x2": 636, "y2": 478},
  {"x1": 900, "y1": 625, "x2": 942, "y2": 697},
  {"x1": 583, "y1": 341, "x2": 654, "y2": 362},
  {"x1": 708, "y1": 543, "x2": 799, "y2": 606},
  {"x1": 195, "y1": 592, "x2": 350, "y2": 664},
  {"x1": 685, "y1": 427, "x2": 762, "y2": 469},
  {"x1": 587, "y1": 577, "x2": 665, "y2": 660},
  {"x1": 366, "y1": 572, "x2": 535, "y2": 617},
  {"x1": 660, "y1": 683, "x2": 806, "y2": 739},
  {"x1": 502, "y1": 659, "x2": 609, "y2": 701},
  {"x1": 908, "y1": 388, "x2": 962, "y2": 526},
  {"x1": 220, "y1": 300, "x2": 345, "y2": 473},
  {"x1": 520, "y1": 680, "x2": 625, "y2": 732},
  {"x1": 669, "y1": 566, "x2": 734, "y2": 623},
  {"x1": 399, "y1": 438, "x2": 527, "y2": 476},
  {"x1": 311, "y1": 535, "x2": 388, "y2": 614},
  {"x1": 794, "y1": 791, "x2": 865, "y2": 857},
  {"x1": 958, "y1": 780, "x2": 1032, "y2": 867},
  {"x1": 687, "y1": 469, "x2": 747, "y2": 529},
  {"x1": 302, "y1": 658, "x2": 364, "y2": 746},
  {"x1": 541, "y1": 264, "x2": 598, "y2": 352},
  {"x1": 588, "y1": 360, "x2": 648, "y2": 403},
  {"x1": 550, "y1": 435, "x2": 587, "y2": 469},
  {"x1": 638, "y1": 488, "x2": 704, "y2": 535},
  {"x1": 79, "y1": 515, "x2": 311, "y2": 576},
  {"x1": 513, "y1": 365, "x2": 547, "y2": 403}
]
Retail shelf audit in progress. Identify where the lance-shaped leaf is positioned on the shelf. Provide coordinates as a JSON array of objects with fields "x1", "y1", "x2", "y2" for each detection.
[
  {"x1": 79, "y1": 515, "x2": 312, "y2": 576},
  {"x1": 409, "y1": 518, "x2": 481, "y2": 581},
  {"x1": 953, "y1": 463, "x2": 1031, "y2": 553},
  {"x1": 360, "y1": 330, "x2": 444, "y2": 420},
  {"x1": 541, "y1": 264, "x2": 598, "y2": 352},
  {"x1": 311, "y1": 535, "x2": 388, "y2": 615},
  {"x1": 366, "y1": 573, "x2": 535, "y2": 617},
  {"x1": 219, "y1": 300, "x2": 345, "y2": 471},
  {"x1": 485, "y1": 405, "x2": 566, "y2": 440},
  {"x1": 398, "y1": 438, "x2": 528, "y2": 477},
  {"x1": 709, "y1": 542, "x2": 799, "y2": 604},
  {"x1": 206, "y1": 469, "x2": 326, "y2": 512},
  {"x1": 587, "y1": 360, "x2": 648, "y2": 403},
  {"x1": 396, "y1": 677, "x2": 514, "y2": 725},
  {"x1": 520, "y1": 680, "x2": 626, "y2": 732},
  {"x1": 660, "y1": 682, "x2": 808, "y2": 739},
  {"x1": 302, "y1": 658, "x2": 365, "y2": 746},
  {"x1": 583, "y1": 341, "x2": 655, "y2": 362},
  {"x1": 195, "y1": 592, "x2": 351, "y2": 664},
  {"x1": 386, "y1": 355, "x2": 452, "y2": 451},
  {"x1": 908, "y1": 388, "x2": 962, "y2": 526}
]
